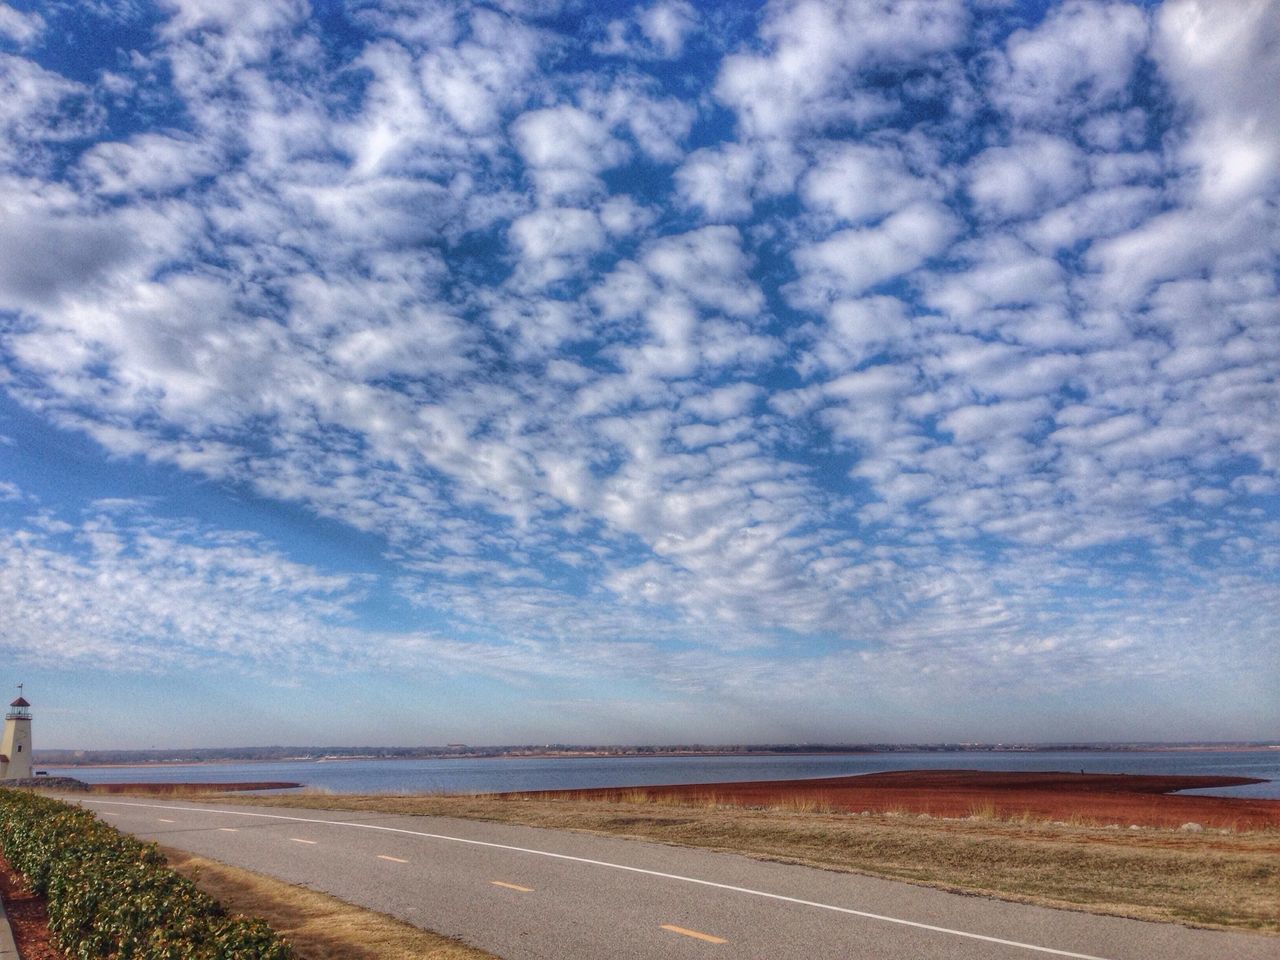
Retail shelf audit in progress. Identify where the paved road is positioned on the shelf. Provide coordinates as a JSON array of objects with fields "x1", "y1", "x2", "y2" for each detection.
[{"x1": 68, "y1": 796, "x2": 1276, "y2": 960}]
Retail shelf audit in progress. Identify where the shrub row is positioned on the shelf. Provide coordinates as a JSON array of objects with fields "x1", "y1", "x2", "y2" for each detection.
[{"x1": 0, "y1": 790, "x2": 294, "y2": 959}]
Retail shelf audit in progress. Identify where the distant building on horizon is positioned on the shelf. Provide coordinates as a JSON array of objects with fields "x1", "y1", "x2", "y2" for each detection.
[{"x1": 0, "y1": 685, "x2": 33, "y2": 780}]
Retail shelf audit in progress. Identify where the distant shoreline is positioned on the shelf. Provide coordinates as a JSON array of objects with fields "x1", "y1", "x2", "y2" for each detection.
[
  {"x1": 45, "y1": 750, "x2": 881, "y2": 769},
  {"x1": 37, "y1": 743, "x2": 1279, "y2": 768}
]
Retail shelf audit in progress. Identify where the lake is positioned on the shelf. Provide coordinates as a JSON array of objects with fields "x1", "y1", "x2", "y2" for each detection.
[{"x1": 44, "y1": 749, "x2": 1280, "y2": 798}]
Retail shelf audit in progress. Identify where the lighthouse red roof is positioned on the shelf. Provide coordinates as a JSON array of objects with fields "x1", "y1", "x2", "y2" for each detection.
[{"x1": 10, "y1": 697, "x2": 29, "y2": 708}]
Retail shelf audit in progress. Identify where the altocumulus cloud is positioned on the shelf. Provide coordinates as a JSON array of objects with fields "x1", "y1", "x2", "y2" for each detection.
[{"x1": 0, "y1": 0, "x2": 1276, "y2": 743}]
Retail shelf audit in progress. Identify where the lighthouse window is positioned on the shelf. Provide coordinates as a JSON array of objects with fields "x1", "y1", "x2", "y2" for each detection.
[{"x1": 15, "y1": 746, "x2": 20, "y2": 752}]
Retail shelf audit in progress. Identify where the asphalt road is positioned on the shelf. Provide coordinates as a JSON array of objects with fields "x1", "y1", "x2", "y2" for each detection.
[{"x1": 68, "y1": 796, "x2": 1276, "y2": 960}]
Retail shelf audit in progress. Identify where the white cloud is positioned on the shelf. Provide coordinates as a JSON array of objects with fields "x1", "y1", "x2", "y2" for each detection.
[
  {"x1": 510, "y1": 207, "x2": 606, "y2": 259},
  {"x1": 1021, "y1": 184, "x2": 1159, "y2": 253},
  {"x1": 0, "y1": 3, "x2": 43, "y2": 46},
  {"x1": 596, "y1": 0, "x2": 698, "y2": 60},
  {"x1": 78, "y1": 133, "x2": 222, "y2": 195},
  {"x1": 1086, "y1": 201, "x2": 1275, "y2": 305},
  {"x1": 418, "y1": 9, "x2": 543, "y2": 136},
  {"x1": 636, "y1": 0, "x2": 698, "y2": 57},
  {"x1": 598, "y1": 85, "x2": 695, "y2": 165},
  {"x1": 1154, "y1": 0, "x2": 1280, "y2": 207},
  {"x1": 967, "y1": 135, "x2": 1087, "y2": 221},
  {"x1": 941, "y1": 397, "x2": 1051, "y2": 444},
  {"x1": 680, "y1": 382, "x2": 761, "y2": 421},
  {"x1": 640, "y1": 226, "x2": 765, "y2": 317},
  {"x1": 990, "y1": 0, "x2": 1149, "y2": 123},
  {"x1": 512, "y1": 104, "x2": 629, "y2": 202},
  {"x1": 674, "y1": 140, "x2": 801, "y2": 220},
  {"x1": 0, "y1": 180, "x2": 189, "y2": 311},
  {"x1": 801, "y1": 295, "x2": 914, "y2": 372},
  {"x1": 1079, "y1": 108, "x2": 1147, "y2": 152},
  {"x1": 801, "y1": 141, "x2": 941, "y2": 224},
  {"x1": 158, "y1": 0, "x2": 310, "y2": 67},
  {"x1": 1077, "y1": 1, "x2": 1280, "y2": 308},
  {"x1": 925, "y1": 235, "x2": 1065, "y2": 319},
  {"x1": 0, "y1": 511, "x2": 363, "y2": 669},
  {"x1": 790, "y1": 201, "x2": 960, "y2": 305},
  {"x1": 715, "y1": 0, "x2": 968, "y2": 137},
  {"x1": 508, "y1": 206, "x2": 607, "y2": 285},
  {"x1": 598, "y1": 195, "x2": 654, "y2": 236},
  {"x1": 160, "y1": 0, "x2": 306, "y2": 34},
  {"x1": 330, "y1": 310, "x2": 470, "y2": 379},
  {"x1": 572, "y1": 228, "x2": 776, "y2": 412},
  {"x1": 0, "y1": 55, "x2": 103, "y2": 169},
  {"x1": 341, "y1": 40, "x2": 460, "y2": 178},
  {"x1": 511, "y1": 85, "x2": 693, "y2": 205}
]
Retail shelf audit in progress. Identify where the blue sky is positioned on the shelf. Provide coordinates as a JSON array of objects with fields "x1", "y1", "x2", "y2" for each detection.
[{"x1": 1, "y1": 0, "x2": 1276, "y2": 749}]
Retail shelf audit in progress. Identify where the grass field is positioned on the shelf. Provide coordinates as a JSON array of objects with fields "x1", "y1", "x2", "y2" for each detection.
[{"x1": 219, "y1": 791, "x2": 1280, "y2": 934}]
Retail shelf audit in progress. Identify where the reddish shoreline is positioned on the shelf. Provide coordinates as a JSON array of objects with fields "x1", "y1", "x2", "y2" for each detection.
[{"x1": 510, "y1": 769, "x2": 1280, "y2": 829}]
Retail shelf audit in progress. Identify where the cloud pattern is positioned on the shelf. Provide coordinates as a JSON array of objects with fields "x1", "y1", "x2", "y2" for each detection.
[{"x1": 0, "y1": 0, "x2": 1277, "y2": 739}]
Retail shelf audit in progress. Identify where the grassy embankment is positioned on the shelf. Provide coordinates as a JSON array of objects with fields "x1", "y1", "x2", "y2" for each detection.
[
  {"x1": 213, "y1": 790, "x2": 1279, "y2": 934},
  {"x1": 0, "y1": 790, "x2": 293, "y2": 958}
]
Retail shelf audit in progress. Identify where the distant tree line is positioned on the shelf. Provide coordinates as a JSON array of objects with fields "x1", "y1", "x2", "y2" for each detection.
[{"x1": 33, "y1": 741, "x2": 1261, "y2": 765}]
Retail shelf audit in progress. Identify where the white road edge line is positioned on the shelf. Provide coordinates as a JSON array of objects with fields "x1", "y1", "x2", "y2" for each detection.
[{"x1": 79, "y1": 799, "x2": 1112, "y2": 960}]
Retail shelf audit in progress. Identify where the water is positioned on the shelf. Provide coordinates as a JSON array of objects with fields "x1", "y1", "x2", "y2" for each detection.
[{"x1": 43, "y1": 749, "x2": 1280, "y2": 798}]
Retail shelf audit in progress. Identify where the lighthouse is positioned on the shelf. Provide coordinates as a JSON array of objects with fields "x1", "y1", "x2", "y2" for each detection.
[{"x1": 0, "y1": 685, "x2": 32, "y2": 780}]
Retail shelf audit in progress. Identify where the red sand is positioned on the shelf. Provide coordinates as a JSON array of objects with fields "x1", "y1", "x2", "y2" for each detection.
[
  {"x1": 0, "y1": 851, "x2": 63, "y2": 960},
  {"x1": 516, "y1": 770, "x2": 1280, "y2": 830}
]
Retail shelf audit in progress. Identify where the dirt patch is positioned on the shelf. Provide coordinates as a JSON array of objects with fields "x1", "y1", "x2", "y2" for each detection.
[
  {"x1": 0, "y1": 850, "x2": 65, "y2": 960},
  {"x1": 513, "y1": 770, "x2": 1278, "y2": 829}
]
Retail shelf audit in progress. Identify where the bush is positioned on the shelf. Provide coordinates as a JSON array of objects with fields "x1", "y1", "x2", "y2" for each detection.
[{"x1": 0, "y1": 790, "x2": 293, "y2": 959}]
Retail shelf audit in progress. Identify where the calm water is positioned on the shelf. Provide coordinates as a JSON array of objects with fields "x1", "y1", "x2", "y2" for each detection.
[{"x1": 44, "y1": 749, "x2": 1280, "y2": 798}]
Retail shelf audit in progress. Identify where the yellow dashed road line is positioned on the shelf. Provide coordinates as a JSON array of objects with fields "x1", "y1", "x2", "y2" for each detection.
[
  {"x1": 291, "y1": 837, "x2": 318, "y2": 845},
  {"x1": 490, "y1": 880, "x2": 534, "y2": 893},
  {"x1": 661, "y1": 924, "x2": 727, "y2": 945},
  {"x1": 377, "y1": 854, "x2": 408, "y2": 863},
  {"x1": 218, "y1": 827, "x2": 238, "y2": 832}
]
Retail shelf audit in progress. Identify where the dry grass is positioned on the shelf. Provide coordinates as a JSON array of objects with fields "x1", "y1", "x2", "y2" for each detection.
[
  {"x1": 87, "y1": 782, "x2": 300, "y2": 796},
  {"x1": 967, "y1": 799, "x2": 999, "y2": 820},
  {"x1": 219, "y1": 791, "x2": 1280, "y2": 934},
  {"x1": 160, "y1": 846, "x2": 496, "y2": 960}
]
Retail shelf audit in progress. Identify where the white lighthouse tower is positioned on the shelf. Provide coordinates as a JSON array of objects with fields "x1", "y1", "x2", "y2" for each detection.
[{"x1": 0, "y1": 685, "x2": 33, "y2": 780}]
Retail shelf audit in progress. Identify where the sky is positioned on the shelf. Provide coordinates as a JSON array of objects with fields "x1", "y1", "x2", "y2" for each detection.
[{"x1": 0, "y1": 0, "x2": 1277, "y2": 750}]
